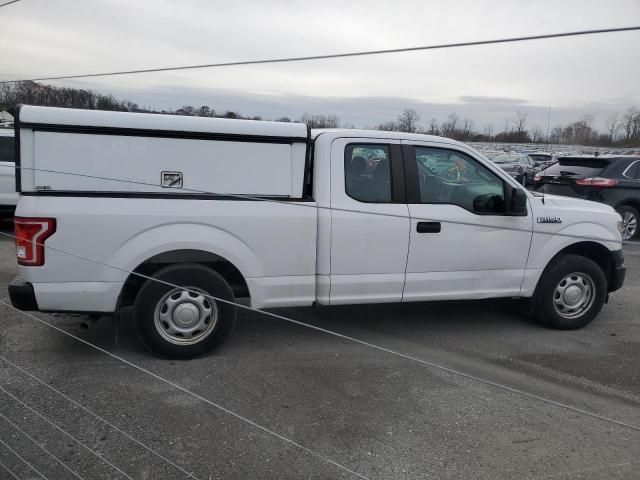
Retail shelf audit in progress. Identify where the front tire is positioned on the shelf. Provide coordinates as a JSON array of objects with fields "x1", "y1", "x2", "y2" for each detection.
[
  {"x1": 616, "y1": 205, "x2": 639, "y2": 241},
  {"x1": 133, "y1": 263, "x2": 236, "y2": 359},
  {"x1": 534, "y1": 254, "x2": 607, "y2": 330}
]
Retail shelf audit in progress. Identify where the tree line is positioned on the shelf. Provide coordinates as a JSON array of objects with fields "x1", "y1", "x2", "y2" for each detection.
[
  {"x1": 1, "y1": 81, "x2": 638, "y2": 147},
  {"x1": 377, "y1": 109, "x2": 640, "y2": 147}
]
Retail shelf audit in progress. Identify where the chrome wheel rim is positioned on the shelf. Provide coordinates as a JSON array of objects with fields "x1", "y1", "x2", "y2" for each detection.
[
  {"x1": 553, "y1": 273, "x2": 595, "y2": 319},
  {"x1": 153, "y1": 287, "x2": 218, "y2": 345},
  {"x1": 621, "y1": 211, "x2": 637, "y2": 240}
]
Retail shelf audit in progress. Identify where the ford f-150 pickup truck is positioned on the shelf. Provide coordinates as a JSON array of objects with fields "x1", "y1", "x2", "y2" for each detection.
[{"x1": 8, "y1": 106, "x2": 626, "y2": 358}]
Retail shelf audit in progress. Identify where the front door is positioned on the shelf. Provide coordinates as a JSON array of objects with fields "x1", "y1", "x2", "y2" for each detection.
[
  {"x1": 402, "y1": 141, "x2": 533, "y2": 301},
  {"x1": 328, "y1": 138, "x2": 410, "y2": 304}
]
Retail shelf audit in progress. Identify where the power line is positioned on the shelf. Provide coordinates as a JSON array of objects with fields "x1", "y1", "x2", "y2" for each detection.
[
  {"x1": 2, "y1": 26, "x2": 639, "y2": 84},
  {"x1": 0, "y1": 0, "x2": 21, "y2": 8}
]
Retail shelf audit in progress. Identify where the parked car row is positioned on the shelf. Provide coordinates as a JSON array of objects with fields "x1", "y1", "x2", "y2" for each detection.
[
  {"x1": 533, "y1": 155, "x2": 640, "y2": 240},
  {"x1": 484, "y1": 152, "x2": 557, "y2": 186}
]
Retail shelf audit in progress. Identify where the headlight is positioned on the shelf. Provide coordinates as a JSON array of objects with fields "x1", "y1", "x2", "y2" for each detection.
[{"x1": 617, "y1": 220, "x2": 624, "y2": 235}]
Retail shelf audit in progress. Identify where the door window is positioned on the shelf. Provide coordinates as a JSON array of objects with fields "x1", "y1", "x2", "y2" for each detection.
[
  {"x1": 413, "y1": 147, "x2": 505, "y2": 214},
  {"x1": 344, "y1": 144, "x2": 391, "y2": 202}
]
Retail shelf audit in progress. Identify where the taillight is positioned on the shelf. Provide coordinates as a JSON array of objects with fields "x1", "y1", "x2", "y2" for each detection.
[
  {"x1": 14, "y1": 217, "x2": 56, "y2": 266},
  {"x1": 575, "y1": 177, "x2": 618, "y2": 187},
  {"x1": 534, "y1": 174, "x2": 541, "y2": 182}
]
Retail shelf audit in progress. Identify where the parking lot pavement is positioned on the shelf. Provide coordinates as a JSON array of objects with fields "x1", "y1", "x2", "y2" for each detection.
[{"x1": 1, "y1": 225, "x2": 639, "y2": 479}]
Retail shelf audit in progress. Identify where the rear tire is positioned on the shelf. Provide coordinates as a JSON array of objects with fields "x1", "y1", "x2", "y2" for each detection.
[
  {"x1": 534, "y1": 254, "x2": 607, "y2": 330},
  {"x1": 133, "y1": 263, "x2": 236, "y2": 359},
  {"x1": 616, "y1": 205, "x2": 639, "y2": 241}
]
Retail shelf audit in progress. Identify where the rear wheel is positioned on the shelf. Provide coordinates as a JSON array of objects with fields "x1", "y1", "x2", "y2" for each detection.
[
  {"x1": 133, "y1": 263, "x2": 236, "y2": 359},
  {"x1": 616, "y1": 205, "x2": 639, "y2": 241},
  {"x1": 534, "y1": 254, "x2": 607, "y2": 330}
]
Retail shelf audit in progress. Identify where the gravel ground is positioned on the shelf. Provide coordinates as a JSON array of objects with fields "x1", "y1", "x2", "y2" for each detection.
[{"x1": 1, "y1": 222, "x2": 639, "y2": 480}]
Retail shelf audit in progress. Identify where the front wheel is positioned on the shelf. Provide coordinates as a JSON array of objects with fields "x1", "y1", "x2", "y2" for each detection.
[
  {"x1": 133, "y1": 263, "x2": 236, "y2": 359},
  {"x1": 534, "y1": 254, "x2": 607, "y2": 330},
  {"x1": 616, "y1": 205, "x2": 639, "y2": 241}
]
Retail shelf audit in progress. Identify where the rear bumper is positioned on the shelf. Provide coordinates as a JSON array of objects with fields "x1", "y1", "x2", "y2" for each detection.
[
  {"x1": 610, "y1": 250, "x2": 626, "y2": 292},
  {"x1": 8, "y1": 278, "x2": 38, "y2": 311}
]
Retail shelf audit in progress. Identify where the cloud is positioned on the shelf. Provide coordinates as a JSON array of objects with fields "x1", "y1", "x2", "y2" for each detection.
[{"x1": 459, "y1": 96, "x2": 528, "y2": 105}]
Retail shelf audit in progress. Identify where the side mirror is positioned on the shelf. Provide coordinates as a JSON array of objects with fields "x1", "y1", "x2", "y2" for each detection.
[
  {"x1": 473, "y1": 193, "x2": 505, "y2": 214},
  {"x1": 507, "y1": 188, "x2": 528, "y2": 216}
]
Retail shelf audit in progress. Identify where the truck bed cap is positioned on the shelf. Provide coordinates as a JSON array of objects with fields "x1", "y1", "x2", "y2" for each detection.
[{"x1": 17, "y1": 105, "x2": 308, "y2": 141}]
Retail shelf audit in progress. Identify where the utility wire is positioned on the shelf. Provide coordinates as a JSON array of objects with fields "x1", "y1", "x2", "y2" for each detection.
[
  {"x1": 0, "y1": 0, "x2": 21, "y2": 9},
  {"x1": 0, "y1": 232, "x2": 638, "y2": 435},
  {"x1": 3, "y1": 163, "x2": 623, "y2": 246},
  {"x1": 0, "y1": 414, "x2": 85, "y2": 480},
  {"x1": 0, "y1": 355, "x2": 202, "y2": 480},
  {"x1": 1, "y1": 26, "x2": 639, "y2": 84}
]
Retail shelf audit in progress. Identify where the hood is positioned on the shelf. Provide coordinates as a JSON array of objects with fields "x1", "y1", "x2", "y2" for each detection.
[{"x1": 542, "y1": 194, "x2": 617, "y2": 214}]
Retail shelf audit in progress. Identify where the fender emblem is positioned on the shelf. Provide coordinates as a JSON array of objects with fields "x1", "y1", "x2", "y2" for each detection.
[{"x1": 537, "y1": 216, "x2": 562, "y2": 224}]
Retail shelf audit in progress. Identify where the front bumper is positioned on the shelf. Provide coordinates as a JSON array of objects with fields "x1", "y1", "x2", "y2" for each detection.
[
  {"x1": 610, "y1": 250, "x2": 626, "y2": 292},
  {"x1": 8, "y1": 277, "x2": 38, "y2": 311}
]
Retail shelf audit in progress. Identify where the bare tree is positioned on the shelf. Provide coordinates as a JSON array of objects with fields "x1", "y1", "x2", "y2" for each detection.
[
  {"x1": 622, "y1": 107, "x2": 638, "y2": 140},
  {"x1": 300, "y1": 113, "x2": 340, "y2": 128},
  {"x1": 397, "y1": 109, "x2": 420, "y2": 133},
  {"x1": 530, "y1": 125, "x2": 544, "y2": 143},
  {"x1": 196, "y1": 105, "x2": 214, "y2": 117},
  {"x1": 428, "y1": 118, "x2": 440, "y2": 135},
  {"x1": 376, "y1": 121, "x2": 400, "y2": 132},
  {"x1": 482, "y1": 124, "x2": 494, "y2": 140},
  {"x1": 604, "y1": 113, "x2": 620, "y2": 145},
  {"x1": 441, "y1": 113, "x2": 459, "y2": 138},
  {"x1": 513, "y1": 111, "x2": 528, "y2": 142},
  {"x1": 461, "y1": 118, "x2": 474, "y2": 139}
]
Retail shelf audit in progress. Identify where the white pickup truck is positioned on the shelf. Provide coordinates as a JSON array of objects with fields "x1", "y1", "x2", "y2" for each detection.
[{"x1": 9, "y1": 106, "x2": 626, "y2": 358}]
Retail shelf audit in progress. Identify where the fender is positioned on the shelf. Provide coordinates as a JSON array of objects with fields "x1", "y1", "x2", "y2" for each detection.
[
  {"x1": 106, "y1": 222, "x2": 261, "y2": 286},
  {"x1": 521, "y1": 221, "x2": 621, "y2": 296},
  {"x1": 528, "y1": 221, "x2": 620, "y2": 270}
]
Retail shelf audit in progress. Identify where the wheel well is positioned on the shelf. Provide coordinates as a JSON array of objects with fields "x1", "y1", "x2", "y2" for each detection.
[
  {"x1": 552, "y1": 242, "x2": 614, "y2": 289},
  {"x1": 615, "y1": 200, "x2": 640, "y2": 213},
  {"x1": 118, "y1": 249, "x2": 250, "y2": 308}
]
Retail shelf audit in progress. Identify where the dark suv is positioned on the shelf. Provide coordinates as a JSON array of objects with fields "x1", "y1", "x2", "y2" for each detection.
[{"x1": 533, "y1": 155, "x2": 640, "y2": 240}]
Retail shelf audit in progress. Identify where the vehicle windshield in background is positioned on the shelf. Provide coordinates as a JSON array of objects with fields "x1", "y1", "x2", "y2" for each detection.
[
  {"x1": 0, "y1": 137, "x2": 15, "y2": 162},
  {"x1": 492, "y1": 154, "x2": 521, "y2": 164},
  {"x1": 540, "y1": 158, "x2": 611, "y2": 177},
  {"x1": 529, "y1": 154, "x2": 552, "y2": 162}
]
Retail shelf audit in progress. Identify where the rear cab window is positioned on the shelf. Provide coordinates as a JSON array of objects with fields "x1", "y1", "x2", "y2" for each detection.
[
  {"x1": 0, "y1": 136, "x2": 15, "y2": 163},
  {"x1": 344, "y1": 144, "x2": 392, "y2": 202}
]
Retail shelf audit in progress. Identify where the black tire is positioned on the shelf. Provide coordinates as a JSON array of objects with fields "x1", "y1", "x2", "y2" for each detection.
[
  {"x1": 534, "y1": 254, "x2": 607, "y2": 330},
  {"x1": 133, "y1": 263, "x2": 236, "y2": 359},
  {"x1": 616, "y1": 205, "x2": 639, "y2": 241}
]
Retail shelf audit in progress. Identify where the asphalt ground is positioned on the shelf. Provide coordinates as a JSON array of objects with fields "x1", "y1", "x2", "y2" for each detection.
[{"x1": 0, "y1": 222, "x2": 639, "y2": 480}]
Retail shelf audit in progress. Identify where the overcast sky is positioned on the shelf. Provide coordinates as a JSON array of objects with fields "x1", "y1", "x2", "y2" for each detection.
[{"x1": 2, "y1": 0, "x2": 639, "y2": 130}]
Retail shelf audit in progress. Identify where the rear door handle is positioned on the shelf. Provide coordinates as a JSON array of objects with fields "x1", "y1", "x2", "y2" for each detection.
[{"x1": 416, "y1": 221, "x2": 441, "y2": 233}]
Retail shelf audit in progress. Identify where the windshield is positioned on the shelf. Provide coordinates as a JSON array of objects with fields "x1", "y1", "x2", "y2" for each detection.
[
  {"x1": 492, "y1": 154, "x2": 520, "y2": 164},
  {"x1": 540, "y1": 158, "x2": 611, "y2": 177}
]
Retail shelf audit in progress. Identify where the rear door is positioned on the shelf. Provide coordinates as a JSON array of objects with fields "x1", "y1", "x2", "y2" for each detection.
[
  {"x1": 328, "y1": 138, "x2": 410, "y2": 304},
  {"x1": 401, "y1": 141, "x2": 533, "y2": 300}
]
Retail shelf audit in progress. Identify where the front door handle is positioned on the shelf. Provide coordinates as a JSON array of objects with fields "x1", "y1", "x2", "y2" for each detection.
[{"x1": 416, "y1": 221, "x2": 441, "y2": 233}]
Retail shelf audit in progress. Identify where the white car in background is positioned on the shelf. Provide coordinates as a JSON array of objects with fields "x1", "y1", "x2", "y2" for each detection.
[{"x1": 0, "y1": 129, "x2": 18, "y2": 217}]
